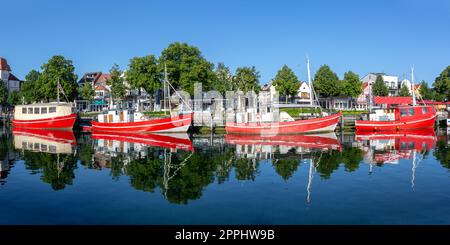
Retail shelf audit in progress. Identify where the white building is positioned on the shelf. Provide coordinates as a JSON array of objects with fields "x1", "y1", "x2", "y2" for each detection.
[
  {"x1": 295, "y1": 81, "x2": 312, "y2": 105},
  {"x1": 0, "y1": 57, "x2": 21, "y2": 92},
  {"x1": 361, "y1": 73, "x2": 399, "y2": 97}
]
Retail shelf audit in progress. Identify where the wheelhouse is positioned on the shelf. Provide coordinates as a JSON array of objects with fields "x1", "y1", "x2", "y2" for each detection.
[{"x1": 394, "y1": 106, "x2": 435, "y2": 121}]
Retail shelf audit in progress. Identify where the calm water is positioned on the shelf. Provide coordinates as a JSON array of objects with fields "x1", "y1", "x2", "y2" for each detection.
[{"x1": 1, "y1": 127, "x2": 450, "y2": 224}]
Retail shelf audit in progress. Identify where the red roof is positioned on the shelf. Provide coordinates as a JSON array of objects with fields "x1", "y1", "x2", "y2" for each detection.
[
  {"x1": 0, "y1": 57, "x2": 11, "y2": 71},
  {"x1": 8, "y1": 73, "x2": 20, "y2": 81},
  {"x1": 95, "y1": 85, "x2": 109, "y2": 91},
  {"x1": 374, "y1": 96, "x2": 411, "y2": 105},
  {"x1": 96, "y1": 74, "x2": 111, "y2": 84}
]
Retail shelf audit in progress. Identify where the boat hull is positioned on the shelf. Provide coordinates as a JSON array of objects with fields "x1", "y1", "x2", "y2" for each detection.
[
  {"x1": 225, "y1": 112, "x2": 341, "y2": 135},
  {"x1": 91, "y1": 113, "x2": 193, "y2": 133},
  {"x1": 12, "y1": 113, "x2": 77, "y2": 130},
  {"x1": 355, "y1": 114, "x2": 436, "y2": 132}
]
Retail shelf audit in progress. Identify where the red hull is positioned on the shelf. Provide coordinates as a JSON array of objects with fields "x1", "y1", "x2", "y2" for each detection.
[
  {"x1": 12, "y1": 128, "x2": 76, "y2": 145},
  {"x1": 355, "y1": 115, "x2": 436, "y2": 131},
  {"x1": 226, "y1": 112, "x2": 342, "y2": 135},
  {"x1": 226, "y1": 133, "x2": 341, "y2": 151},
  {"x1": 91, "y1": 131, "x2": 193, "y2": 152},
  {"x1": 12, "y1": 113, "x2": 77, "y2": 130},
  {"x1": 91, "y1": 113, "x2": 193, "y2": 133}
]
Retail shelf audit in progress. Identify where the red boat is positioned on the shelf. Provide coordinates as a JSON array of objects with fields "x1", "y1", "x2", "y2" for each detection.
[
  {"x1": 91, "y1": 131, "x2": 193, "y2": 152},
  {"x1": 12, "y1": 103, "x2": 77, "y2": 130},
  {"x1": 91, "y1": 110, "x2": 193, "y2": 133},
  {"x1": 226, "y1": 133, "x2": 341, "y2": 151},
  {"x1": 355, "y1": 105, "x2": 436, "y2": 132},
  {"x1": 225, "y1": 111, "x2": 342, "y2": 135}
]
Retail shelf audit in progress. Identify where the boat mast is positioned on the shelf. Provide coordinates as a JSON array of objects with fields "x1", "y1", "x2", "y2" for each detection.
[
  {"x1": 164, "y1": 64, "x2": 169, "y2": 115},
  {"x1": 307, "y1": 57, "x2": 313, "y2": 107},
  {"x1": 306, "y1": 158, "x2": 315, "y2": 203},
  {"x1": 411, "y1": 65, "x2": 416, "y2": 106},
  {"x1": 57, "y1": 77, "x2": 60, "y2": 103}
]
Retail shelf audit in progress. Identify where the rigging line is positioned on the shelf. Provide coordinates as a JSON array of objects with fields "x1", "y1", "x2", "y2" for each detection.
[{"x1": 165, "y1": 78, "x2": 193, "y2": 112}]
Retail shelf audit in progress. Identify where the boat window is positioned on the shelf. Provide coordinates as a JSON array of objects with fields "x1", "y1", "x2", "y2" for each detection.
[
  {"x1": 28, "y1": 108, "x2": 33, "y2": 114},
  {"x1": 34, "y1": 108, "x2": 40, "y2": 114},
  {"x1": 22, "y1": 108, "x2": 27, "y2": 114},
  {"x1": 49, "y1": 145, "x2": 56, "y2": 153},
  {"x1": 400, "y1": 108, "x2": 415, "y2": 117},
  {"x1": 400, "y1": 109, "x2": 408, "y2": 117},
  {"x1": 49, "y1": 107, "x2": 56, "y2": 113},
  {"x1": 422, "y1": 107, "x2": 429, "y2": 114},
  {"x1": 41, "y1": 144, "x2": 47, "y2": 152},
  {"x1": 34, "y1": 143, "x2": 40, "y2": 150},
  {"x1": 41, "y1": 107, "x2": 47, "y2": 114}
]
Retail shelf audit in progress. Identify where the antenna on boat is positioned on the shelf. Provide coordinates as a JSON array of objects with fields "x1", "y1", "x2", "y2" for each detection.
[
  {"x1": 57, "y1": 77, "x2": 60, "y2": 103},
  {"x1": 411, "y1": 65, "x2": 416, "y2": 106},
  {"x1": 306, "y1": 56, "x2": 313, "y2": 107}
]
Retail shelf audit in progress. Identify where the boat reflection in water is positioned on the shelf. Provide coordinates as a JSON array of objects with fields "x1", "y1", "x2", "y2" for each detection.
[
  {"x1": 88, "y1": 131, "x2": 195, "y2": 203},
  {"x1": 355, "y1": 129, "x2": 437, "y2": 189},
  {"x1": 13, "y1": 128, "x2": 76, "y2": 154},
  {"x1": 226, "y1": 133, "x2": 342, "y2": 203},
  {"x1": 91, "y1": 132, "x2": 194, "y2": 153},
  {"x1": 12, "y1": 128, "x2": 77, "y2": 190}
]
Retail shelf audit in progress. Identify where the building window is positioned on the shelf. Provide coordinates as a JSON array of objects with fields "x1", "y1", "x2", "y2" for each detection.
[{"x1": 49, "y1": 107, "x2": 56, "y2": 113}]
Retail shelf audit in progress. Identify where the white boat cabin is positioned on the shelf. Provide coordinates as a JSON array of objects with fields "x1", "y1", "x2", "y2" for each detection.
[
  {"x1": 97, "y1": 109, "x2": 149, "y2": 123},
  {"x1": 368, "y1": 108, "x2": 395, "y2": 121},
  {"x1": 14, "y1": 103, "x2": 75, "y2": 121}
]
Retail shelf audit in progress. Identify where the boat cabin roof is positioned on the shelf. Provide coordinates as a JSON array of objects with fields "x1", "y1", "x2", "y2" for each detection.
[{"x1": 15, "y1": 102, "x2": 73, "y2": 108}]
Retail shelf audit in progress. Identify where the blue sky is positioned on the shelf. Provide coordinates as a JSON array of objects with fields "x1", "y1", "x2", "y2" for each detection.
[{"x1": 2, "y1": 0, "x2": 450, "y2": 85}]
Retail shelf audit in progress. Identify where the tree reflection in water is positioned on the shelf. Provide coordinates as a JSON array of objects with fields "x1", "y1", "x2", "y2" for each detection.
[{"x1": 5, "y1": 127, "x2": 446, "y2": 204}]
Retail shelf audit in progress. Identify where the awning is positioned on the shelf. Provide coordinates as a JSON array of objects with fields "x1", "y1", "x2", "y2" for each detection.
[
  {"x1": 374, "y1": 96, "x2": 411, "y2": 105},
  {"x1": 93, "y1": 100, "x2": 106, "y2": 105}
]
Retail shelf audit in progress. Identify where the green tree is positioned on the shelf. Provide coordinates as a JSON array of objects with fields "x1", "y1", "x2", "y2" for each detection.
[
  {"x1": 313, "y1": 65, "x2": 340, "y2": 98},
  {"x1": 372, "y1": 75, "x2": 389, "y2": 96},
  {"x1": 398, "y1": 83, "x2": 411, "y2": 97},
  {"x1": 78, "y1": 82, "x2": 95, "y2": 101},
  {"x1": 20, "y1": 70, "x2": 41, "y2": 103},
  {"x1": 107, "y1": 64, "x2": 127, "y2": 105},
  {"x1": 212, "y1": 62, "x2": 234, "y2": 94},
  {"x1": 418, "y1": 80, "x2": 433, "y2": 100},
  {"x1": 7, "y1": 91, "x2": 21, "y2": 105},
  {"x1": 126, "y1": 55, "x2": 162, "y2": 96},
  {"x1": 341, "y1": 71, "x2": 362, "y2": 98},
  {"x1": 159, "y1": 42, "x2": 216, "y2": 95},
  {"x1": 0, "y1": 82, "x2": 8, "y2": 109},
  {"x1": 272, "y1": 65, "x2": 299, "y2": 103},
  {"x1": 234, "y1": 66, "x2": 260, "y2": 93},
  {"x1": 432, "y1": 66, "x2": 450, "y2": 101},
  {"x1": 37, "y1": 56, "x2": 78, "y2": 102}
]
